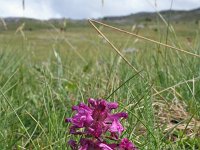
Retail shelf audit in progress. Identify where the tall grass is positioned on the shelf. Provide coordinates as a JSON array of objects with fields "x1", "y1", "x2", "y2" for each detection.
[{"x1": 0, "y1": 17, "x2": 200, "y2": 149}]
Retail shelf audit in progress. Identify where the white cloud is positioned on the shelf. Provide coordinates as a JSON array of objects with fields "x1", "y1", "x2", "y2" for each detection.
[
  {"x1": 0, "y1": 0, "x2": 23, "y2": 17},
  {"x1": 0, "y1": 0, "x2": 199, "y2": 19},
  {"x1": 0, "y1": 0, "x2": 60, "y2": 19},
  {"x1": 23, "y1": 0, "x2": 61, "y2": 19}
]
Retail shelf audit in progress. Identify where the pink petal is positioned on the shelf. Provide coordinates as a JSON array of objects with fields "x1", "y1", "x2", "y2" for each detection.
[
  {"x1": 99, "y1": 143, "x2": 113, "y2": 150},
  {"x1": 109, "y1": 119, "x2": 124, "y2": 134}
]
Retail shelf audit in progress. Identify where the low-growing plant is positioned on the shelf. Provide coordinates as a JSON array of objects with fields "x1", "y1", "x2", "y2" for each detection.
[{"x1": 66, "y1": 98, "x2": 137, "y2": 150}]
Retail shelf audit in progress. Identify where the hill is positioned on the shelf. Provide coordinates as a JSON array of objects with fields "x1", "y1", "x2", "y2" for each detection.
[
  {"x1": 102, "y1": 7, "x2": 200, "y2": 24},
  {"x1": 0, "y1": 7, "x2": 199, "y2": 30}
]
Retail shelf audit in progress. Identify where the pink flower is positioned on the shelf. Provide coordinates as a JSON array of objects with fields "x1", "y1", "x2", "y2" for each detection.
[
  {"x1": 66, "y1": 98, "x2": 127, "y2": 138},
  {"x1": 66, "y1": 98, "x2": 137, "y2": 150}
]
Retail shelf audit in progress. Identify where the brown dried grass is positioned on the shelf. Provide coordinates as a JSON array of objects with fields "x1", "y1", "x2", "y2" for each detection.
[{"x1": 154, "y1": 99, "x2": 200, "y2": 141}]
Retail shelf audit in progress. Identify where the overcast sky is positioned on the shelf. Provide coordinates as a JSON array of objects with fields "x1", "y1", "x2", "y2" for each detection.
[{"x1": 0, "y1": 0, "x2": 200, "y2": 20}]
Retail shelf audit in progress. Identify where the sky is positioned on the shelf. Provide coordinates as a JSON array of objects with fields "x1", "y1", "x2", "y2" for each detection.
[{"x1": 0, "y1": 0, "x2": 199, "y2": 20}]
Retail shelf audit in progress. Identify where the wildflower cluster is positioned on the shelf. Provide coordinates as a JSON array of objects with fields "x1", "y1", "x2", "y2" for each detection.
[{"x1": 66, "y1": 98, "x2": 137, "y2": 150}]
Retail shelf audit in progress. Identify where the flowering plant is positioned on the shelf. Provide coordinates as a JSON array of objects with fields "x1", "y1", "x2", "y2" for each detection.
[{"x1": 66, "y1": 98, "x2": 137, "y2": 150}]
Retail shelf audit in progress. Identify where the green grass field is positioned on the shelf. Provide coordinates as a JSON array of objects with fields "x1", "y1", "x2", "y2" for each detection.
[{"x1": 0, "y1": 18, "x2": 200, "y2": 149}]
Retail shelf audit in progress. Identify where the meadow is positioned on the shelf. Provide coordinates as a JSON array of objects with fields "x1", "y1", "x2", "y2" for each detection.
[{"x1": 0, "y1": 18, "x2": 200, "y2": 149}]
